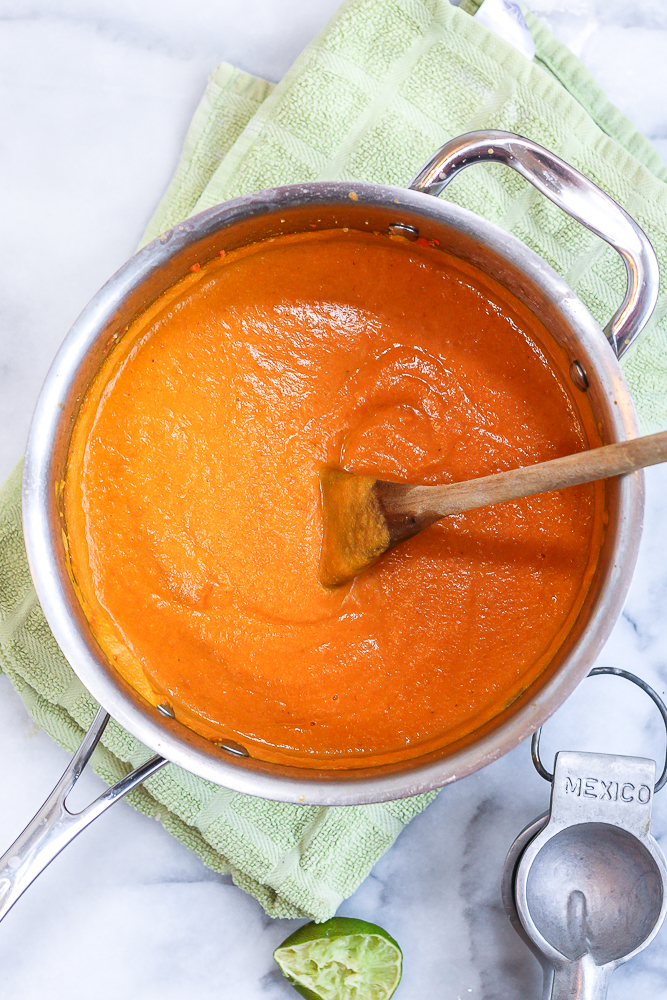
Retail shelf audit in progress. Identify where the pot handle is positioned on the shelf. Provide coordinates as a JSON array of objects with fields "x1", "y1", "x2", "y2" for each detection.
[
  {"x1": 409, "y1": 130, "x2": 659, "y2": 359},
  {"x1": 0, "y1": 707, "x2": 167, "y2": 923}
]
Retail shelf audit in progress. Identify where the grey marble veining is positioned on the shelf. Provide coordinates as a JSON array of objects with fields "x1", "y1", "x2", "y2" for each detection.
[{"x1": 1, "y1": 1, "x2": 667, "y2": 997}]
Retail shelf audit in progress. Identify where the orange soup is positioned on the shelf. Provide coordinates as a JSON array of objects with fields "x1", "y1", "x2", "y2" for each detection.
[{"x1": 65, "y1": 230, "x2": 603, "y2": 767}]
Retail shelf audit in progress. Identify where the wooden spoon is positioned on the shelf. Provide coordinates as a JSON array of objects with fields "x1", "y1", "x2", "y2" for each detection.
[{"x1": 319, "y1": 430, "x2": 667, "y2": 587}]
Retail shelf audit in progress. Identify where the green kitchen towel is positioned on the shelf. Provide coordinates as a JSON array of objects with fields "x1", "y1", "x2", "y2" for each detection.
[{"x1": 2, "y1": 0, "x2": 667, "y2": 924}]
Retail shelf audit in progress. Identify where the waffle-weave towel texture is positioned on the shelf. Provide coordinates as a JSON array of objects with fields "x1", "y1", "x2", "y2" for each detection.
[{"x1": 2, "y1": 0, "x2": 667, "y2": 923}]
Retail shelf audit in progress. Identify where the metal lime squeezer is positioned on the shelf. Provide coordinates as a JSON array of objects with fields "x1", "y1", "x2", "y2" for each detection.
[{"x1": 503, "y1": 667, "x2": 667, "y2": 1000}]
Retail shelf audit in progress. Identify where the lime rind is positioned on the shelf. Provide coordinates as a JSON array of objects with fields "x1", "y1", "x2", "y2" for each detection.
[{"x1": 274, "y1": 922, "x2": 402, "y2": 1000}]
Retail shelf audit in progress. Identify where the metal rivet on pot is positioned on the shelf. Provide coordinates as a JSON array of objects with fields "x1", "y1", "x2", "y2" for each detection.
[
  {"x1": 388, "y1": 222, "x2": 418, "y2": 240},
  {"x1": 156, "y1": 702, "x2": 175, "y2": 718},
  {"x1": 569, "y1": 360, "x2": 589, "y2": 391},
  {"x1": 217, "y1": 740, "x2": 250, "y2": 758}
]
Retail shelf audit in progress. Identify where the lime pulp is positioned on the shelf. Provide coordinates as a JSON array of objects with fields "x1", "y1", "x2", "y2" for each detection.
[{"x1": 274, "y1": 916, "x2": 403, "y2": 1000}]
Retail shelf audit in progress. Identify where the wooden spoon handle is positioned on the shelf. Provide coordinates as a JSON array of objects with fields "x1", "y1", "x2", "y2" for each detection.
[{"x1": 400, "y1": 430, "x2": 667, "y2": 519}]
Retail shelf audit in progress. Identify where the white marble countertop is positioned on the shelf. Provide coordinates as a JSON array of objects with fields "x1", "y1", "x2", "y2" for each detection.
[{"x1": 1, "y1": 1, "x2": 667, "y2": 997}]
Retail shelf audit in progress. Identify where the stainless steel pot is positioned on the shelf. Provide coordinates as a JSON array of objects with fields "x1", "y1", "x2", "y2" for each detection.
[{"x1": 21, "y1": 130, "x2": 659, "y2": 808}]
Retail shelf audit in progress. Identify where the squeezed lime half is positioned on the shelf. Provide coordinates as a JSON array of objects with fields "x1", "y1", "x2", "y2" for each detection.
[{"x1": 273, "y1": 916, "x2": 403, "y2": 1000}]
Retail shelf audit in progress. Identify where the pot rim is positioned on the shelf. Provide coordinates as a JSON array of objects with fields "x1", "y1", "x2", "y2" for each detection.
[{"x1": 22, "y1": 179, "x2": 644, "y2": 804}]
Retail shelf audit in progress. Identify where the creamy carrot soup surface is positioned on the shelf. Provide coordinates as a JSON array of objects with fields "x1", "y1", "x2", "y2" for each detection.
[{"x1": 65, "y1": 230, "x2": 603, "y2": 768}]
